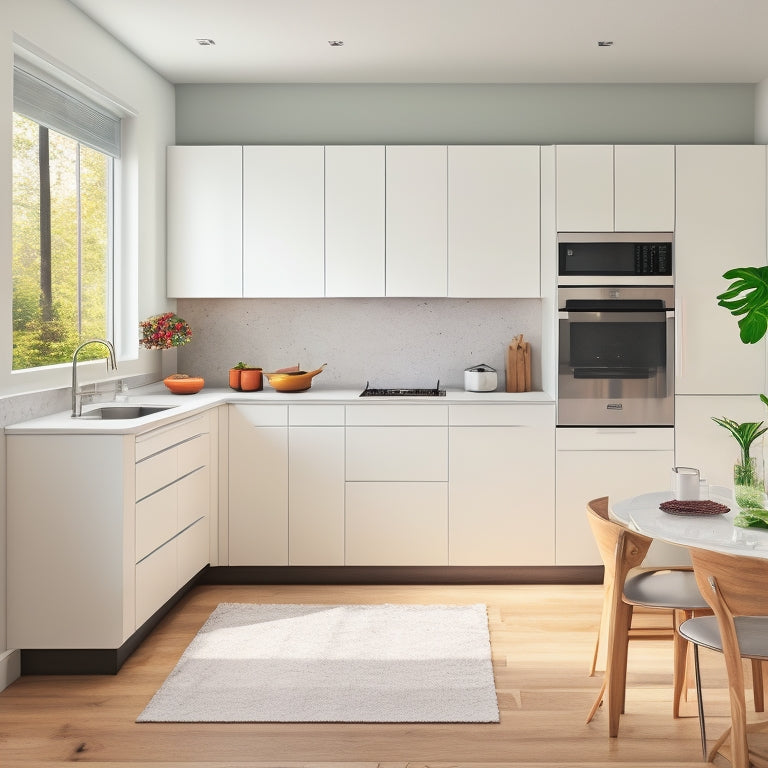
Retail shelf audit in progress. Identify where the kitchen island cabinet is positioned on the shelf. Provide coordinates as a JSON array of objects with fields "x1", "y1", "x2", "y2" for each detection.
[{"x1": 6, "y1": 410, "x2": 217, "y2": 672}]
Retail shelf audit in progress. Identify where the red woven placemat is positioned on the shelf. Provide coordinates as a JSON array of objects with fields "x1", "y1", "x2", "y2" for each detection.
[{"x1": 659, "y1": 499, "x2": 730, "y2": 516}]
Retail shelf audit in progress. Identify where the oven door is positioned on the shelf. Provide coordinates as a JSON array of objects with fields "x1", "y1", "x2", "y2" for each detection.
[{"x1": 558, "y1": 302, "x2": 674, "y2": 426}]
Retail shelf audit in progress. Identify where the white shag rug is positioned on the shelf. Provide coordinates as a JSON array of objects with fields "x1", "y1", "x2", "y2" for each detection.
[{"x1": 137, "y1": 602, "x2": 499, "y2": 723}]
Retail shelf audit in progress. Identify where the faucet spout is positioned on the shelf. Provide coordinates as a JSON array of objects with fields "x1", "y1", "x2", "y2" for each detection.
[{"x1": 71, "y1": 339, "x2": 118, "y2": 417}]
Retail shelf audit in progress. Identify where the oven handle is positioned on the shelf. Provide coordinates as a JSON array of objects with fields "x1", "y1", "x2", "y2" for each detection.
[{"x1": 558, "y1": 310, "x2": 675, "y2": 322}]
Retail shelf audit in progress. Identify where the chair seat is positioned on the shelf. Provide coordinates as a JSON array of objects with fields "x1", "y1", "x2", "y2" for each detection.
[
  {"x1": 623, "y1": 569, "x2": 710, "y2": 610},
  {"x1": 679, "y1": 615, "x2": 768, "y2": 660}
]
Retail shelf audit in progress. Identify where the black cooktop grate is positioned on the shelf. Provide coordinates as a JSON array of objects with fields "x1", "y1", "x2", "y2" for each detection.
[{"x1": 360, "y1": 381, "x2": 446, "y2": 397}]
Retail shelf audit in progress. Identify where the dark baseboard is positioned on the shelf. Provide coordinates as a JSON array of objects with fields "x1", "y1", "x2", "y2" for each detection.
[
  {"x1": 200, "y1": 564, "x2": 604, "y2": 586},
  {"x1": 19, "y1": 564, "x2": 603, "y2": 675}
]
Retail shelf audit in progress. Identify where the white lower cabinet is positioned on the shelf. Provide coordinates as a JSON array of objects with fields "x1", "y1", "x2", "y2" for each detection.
[
  {"x1": 7, "y1": 412, "x2": 215, "y2": 652},
  {"x1": 555, "y1": 428, "x2": 682, "y2": 567},
  {"x1": 448, "y1": 404, "x2": 555, "y2": 565}
]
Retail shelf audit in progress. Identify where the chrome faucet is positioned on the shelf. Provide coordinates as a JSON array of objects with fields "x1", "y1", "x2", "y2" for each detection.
[{"x1": 71, "y1": 338, "x2": 118, "y2": 417}]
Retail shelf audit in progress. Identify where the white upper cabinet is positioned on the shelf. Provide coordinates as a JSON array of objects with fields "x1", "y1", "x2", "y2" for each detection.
[
  {"x1": 325, "y1": 146, "x2": 385, "y2": 297},
  {"x1": 614, "y1": 145, "x2": 675, "y2": 232},
  {"x1": 243, "y1": 146, "x2": 325, "y2": 297},
  {"x1": 167, "y1": 146, "x2": 243, "y2": 298},
  {"x1": 555, "y1": 145, "x2": 674, "y2": 232},
  {"x1": 385, "y1": 145, "x2": 448, "y2": 297},
  {"x1": 556, "y1": 145, "x2": 614, "y2": 232},
  {"x1": 674, "y1": 145, "x2": 767, "y2": 395},
  {"x1": 448, "y1": 145, "x2": 540, "y2": 297}
]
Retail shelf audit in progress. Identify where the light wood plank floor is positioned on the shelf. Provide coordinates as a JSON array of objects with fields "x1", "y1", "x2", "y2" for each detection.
[{"x1": 0, "y1": 582, "x2": 760, "y2": 767}]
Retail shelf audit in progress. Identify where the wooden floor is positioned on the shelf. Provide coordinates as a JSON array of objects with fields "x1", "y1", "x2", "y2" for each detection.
[{"x1": 0, "y1": 582, "x2": 760, "y2": 767}]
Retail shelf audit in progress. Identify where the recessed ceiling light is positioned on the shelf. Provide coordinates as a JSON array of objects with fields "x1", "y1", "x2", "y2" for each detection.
[
  {"x1": 196, "y1": 38, "x2": 216, "y2": 46},
  {"x1": 597, "y1": 41, "x2": 614, "y2": 47},
  {"x1": 328, "y1": 40, "x2": 344, "y2": 47}
]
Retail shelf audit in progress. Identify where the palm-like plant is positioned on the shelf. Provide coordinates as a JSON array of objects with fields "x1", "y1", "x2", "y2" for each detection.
[{"x1": 711, "y1": 417, "x2": 768, "y2": 485}]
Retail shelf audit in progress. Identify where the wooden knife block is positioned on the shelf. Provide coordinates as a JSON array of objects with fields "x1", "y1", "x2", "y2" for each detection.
[{"x1": 506, "y1": 335, "x2": 532, "y2": 392}]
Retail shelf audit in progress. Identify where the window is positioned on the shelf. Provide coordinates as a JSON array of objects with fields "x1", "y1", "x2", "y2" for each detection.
[{"x1": 12, "y1": 61, "x2": 120, "y2": 371}]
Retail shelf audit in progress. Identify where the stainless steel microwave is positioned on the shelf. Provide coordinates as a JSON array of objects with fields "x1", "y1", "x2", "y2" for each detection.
[{"x1": 557, "y1": 232, "x2": 673, "y2": 286}]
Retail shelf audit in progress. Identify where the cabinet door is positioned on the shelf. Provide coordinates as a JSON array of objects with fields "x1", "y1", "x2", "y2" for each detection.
[
  {"x1": 166, "y1": 146, "x2": 243, "y2": 298},
  {"x1": 555, "y1": 429, "x2": 678, "y2": 566},
  {"x1": 614, "y1": 145, "x2": 675, "y2": 232},
  {"x1": 228, "y1": 405, "x2": 288, "y2": 565},
  {"x1": 449, "y1": 425, "x2": 554, "y2": 565},
  {"x1": 243, "y1": 146, "x2": 325, "y2": 297},
  {"x1": 675, "y1": 145, "x2": 767, "y2": 395},
  {"x1": 556, "y1": 145, "x2": 614, "y2": 232},
  {"x1": 386, "y1": 146, "x2": 447, "y2": 296},
  {"x1": 448, "y1": 146, "x2": 540, "y2": 297},
  {"x1": 325, "y1": 146, "x2": 385, "y2": 297},
  {"x1": 345, "y1": 482, "x2": 448, "y2": 565},
  {"x1": 288, "y1": 426, "x2": 345, "y2": 565}
]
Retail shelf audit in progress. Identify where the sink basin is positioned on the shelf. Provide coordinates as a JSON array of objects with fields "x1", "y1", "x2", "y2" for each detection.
[{"x1": 80, "y1": 405, "x2": 176, "y2": 420}]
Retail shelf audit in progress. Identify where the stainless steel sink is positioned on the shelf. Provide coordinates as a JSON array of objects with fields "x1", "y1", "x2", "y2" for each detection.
[{"x1": 79, "y1": 405, "x2": 176, "y2": 420}]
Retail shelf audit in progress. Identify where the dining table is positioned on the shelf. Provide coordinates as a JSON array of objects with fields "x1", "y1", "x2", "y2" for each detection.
[{"x1": 611, "y1": 486, "x2": 768, "y2": 559}]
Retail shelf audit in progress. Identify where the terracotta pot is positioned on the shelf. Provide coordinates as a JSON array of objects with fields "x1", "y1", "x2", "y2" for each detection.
[
  {"x1": 239, "y1": 368, "x2": 263, "y2": 391},
  {"x1": 229, "y1": 369, "x2": 242, "y2": 390}
]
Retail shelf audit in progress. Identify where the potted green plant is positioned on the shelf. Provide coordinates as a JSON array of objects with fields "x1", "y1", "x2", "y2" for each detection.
[
  {"x1": 229, "y1": 361, "x2": 262, "y2": 391},
  {"x1": 711, "y1": 416, "x2": 768, "y2": 509}
]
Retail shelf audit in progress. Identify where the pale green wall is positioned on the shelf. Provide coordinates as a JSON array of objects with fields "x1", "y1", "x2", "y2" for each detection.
[{"x1": 175, "y1": 83, "x2": 755, "y2": 145}]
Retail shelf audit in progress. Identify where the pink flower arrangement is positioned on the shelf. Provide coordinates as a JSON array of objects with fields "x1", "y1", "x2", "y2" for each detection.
[{"x1": 139, "y1": 312, "x2": 192, "y2": 350}]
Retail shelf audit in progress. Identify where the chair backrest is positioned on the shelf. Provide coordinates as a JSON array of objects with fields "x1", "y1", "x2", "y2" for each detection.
[
  {"x1": 586, "y1": 497, "x2": 653, "y2": 586},
  {"x1": 688, "y1": 546, "x2": 768, "y2": 768}
]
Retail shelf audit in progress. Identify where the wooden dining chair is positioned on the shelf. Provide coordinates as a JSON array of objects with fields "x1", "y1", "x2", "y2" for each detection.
[
  {"x1": 585, "y1": 497, "x2": 710, "y2": 737},
  {"x1": 680, "y1": 546, "x2": 768, "y2": 768}
]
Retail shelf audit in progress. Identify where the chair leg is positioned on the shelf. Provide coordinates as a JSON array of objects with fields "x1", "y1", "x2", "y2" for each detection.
[
  {"x1": 692, "y1": 643, "x2": 708, "y2": 760},
  {"x1": 606, "y1": 600, "x2": 633, "y2": 736},
  {"x1": 586, "y1": 677, "x2": 607, "y2": 724},
  {"x1": 752, "y1": 659, "x2": 764, "y2": 712},
  {"x1": 672, "y1": 609, "x2": 689, "y2": 719}
]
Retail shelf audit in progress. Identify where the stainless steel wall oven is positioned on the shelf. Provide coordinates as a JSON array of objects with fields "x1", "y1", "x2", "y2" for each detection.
[{"x1": 556, "y1": 233, "x2": 674, "y2": 427}]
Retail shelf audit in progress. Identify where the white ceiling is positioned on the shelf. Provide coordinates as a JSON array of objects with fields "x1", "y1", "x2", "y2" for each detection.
[{"x1": 67, "y1": 0, "x2": 768, "y2": 85}]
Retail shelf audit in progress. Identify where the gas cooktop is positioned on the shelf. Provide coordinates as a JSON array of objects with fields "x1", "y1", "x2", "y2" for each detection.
[{"x1": 359, "y1": 381, "x2": 446, "y2": 397}]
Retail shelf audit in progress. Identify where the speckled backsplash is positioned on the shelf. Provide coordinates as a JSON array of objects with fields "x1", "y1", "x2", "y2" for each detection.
[{"x1": 176, "y1": 297, "x2": 542, "y2": 391}]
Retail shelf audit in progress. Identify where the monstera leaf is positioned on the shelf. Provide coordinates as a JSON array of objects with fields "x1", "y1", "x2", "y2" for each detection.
[{"x1": 717, "y1": 266, "x2": 768, "y2": 344}]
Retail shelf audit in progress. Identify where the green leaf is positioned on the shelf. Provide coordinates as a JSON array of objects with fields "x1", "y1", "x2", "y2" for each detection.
[{"x1": 717, "y1": 266, "x2": 768, "y2": 344}]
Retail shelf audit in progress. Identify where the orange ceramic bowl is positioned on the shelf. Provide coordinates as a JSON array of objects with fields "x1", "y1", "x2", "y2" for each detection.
[{"x1": 163, "y1": 375, "x2": 205, "y2": 394}]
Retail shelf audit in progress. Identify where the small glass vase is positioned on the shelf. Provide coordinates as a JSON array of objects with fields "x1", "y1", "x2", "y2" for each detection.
[{"x1": 733, "y1": 455, "x2": 766, "y2": 509}]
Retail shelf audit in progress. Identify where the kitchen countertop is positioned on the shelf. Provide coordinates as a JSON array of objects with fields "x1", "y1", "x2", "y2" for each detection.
[{"x1": 5, "y1": 383, "x2": 555, "y2": 435}]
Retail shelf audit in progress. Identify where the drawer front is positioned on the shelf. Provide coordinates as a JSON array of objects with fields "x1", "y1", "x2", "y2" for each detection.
[
  {"x1": 346, "y1": 426, "x2": 448, "y2": 481},
  {"x1": 136, "y1": 412, "x2": 210, "y2": 461},
  {"x1": 231, "y1": 403, "x2": 288, "y2": 427},
  {"x1": 135, "y1": 539, "x2": 177, "y2": 627},
  {"x1": 346, "y1": 404, "x2": 448, "y2": 426},
  {"x1": 178, "y1": 518, "x2": 210, "y2": 585},
  {"x1": 449, "y1": 403, "x2": 555, "y2": 427},
  {"x1": 556, "y1": 427, "x2": 674, "y2": 452},
  {"x1": 178, "y1": 432, "x2": 209, "y2": 476},
  {"x1": 136, "y1": 483, "x2": 178, "y2": 562},
  {"x1": 289, "y1": 404, "x2": 345, "y2": 426},
  {"x1": 136, "y1": 447, "x2": 178, "y2": 501},
  {"x1": 178, "y1": 466, "x2": 210, "y2": 529}
]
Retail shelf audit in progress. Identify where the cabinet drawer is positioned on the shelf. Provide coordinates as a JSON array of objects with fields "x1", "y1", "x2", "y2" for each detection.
[
  {"x1": 449, "y1": 403, "x2": 554, "y2": 427},
  {"x1": 346, "y1": 426, "x2": 448, "y2": 480},
  {"x1": 179, "y1": 433, "x2": 209, "y2": 476},
  {"x1": 178, "y1": 466, "x2": 210, "y2": 529},
  {"x1": 231, "y1": 403, "x2": 287, "y2": 427},
  {"x1": 556, "y1": 427, "x2": 674, "y2": 451},
  {"x1": 345, "y1": 482, "x2": 448, "y2": 565},
  {"x1": 346, "y1": 404, "x2": 448, "y2": 426},
  {"x1": 135, "y1": 539, "x2": 177, "y2": 627},
  {"x1": 178, "y1": 517, "x2": 209, "y2": 585},
  {"x1": 289, "y1": 404, "x2": 345, "y2": 426},
  {"x1": 136, "y1": 483, "x2": 178, "y2": 562},
  {"x1": 136, "y1": 447, "x2": 178, "y2": 501},
  {"x1": 135, "y1": 412, "x2": 209, "y2": 460}
]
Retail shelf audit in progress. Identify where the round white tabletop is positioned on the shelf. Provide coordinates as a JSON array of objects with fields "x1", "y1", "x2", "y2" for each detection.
[{"x1": 611, "y1": 488, "x2": 768, "y2": 558}]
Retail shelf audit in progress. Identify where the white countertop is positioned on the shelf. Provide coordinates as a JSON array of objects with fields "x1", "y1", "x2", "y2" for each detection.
[{"x1": 5, "y1": 383, "x2": 554, "y2": 435}]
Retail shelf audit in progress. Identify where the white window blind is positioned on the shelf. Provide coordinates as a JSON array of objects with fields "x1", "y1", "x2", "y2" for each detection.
[{"x1": 13, "y1": 62, "x2": 121, "y2": 158}]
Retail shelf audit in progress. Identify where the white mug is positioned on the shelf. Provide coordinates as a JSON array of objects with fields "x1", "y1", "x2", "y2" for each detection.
[{"x1": 671, "y1": 466, "x2": 700, "y2": 500}]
